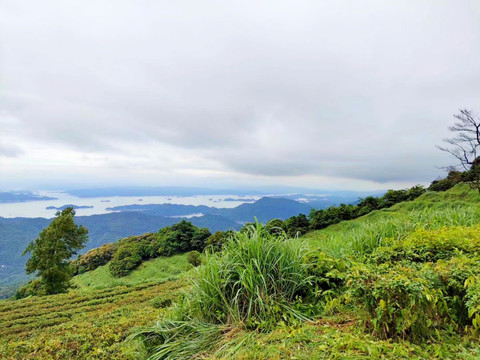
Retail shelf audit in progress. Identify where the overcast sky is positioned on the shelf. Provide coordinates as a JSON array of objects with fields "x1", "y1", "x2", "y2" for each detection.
[{"x1": 1, "y1": 1, "x2": 480, "y2": 191}]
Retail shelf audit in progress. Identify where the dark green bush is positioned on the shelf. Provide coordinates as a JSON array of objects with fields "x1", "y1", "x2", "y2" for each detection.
[
  {"x1": 205, "y1": 230, "x2": 233, "y2": 252},
  {"x1": 118, "y1": 233, "x2": 157, "y2": 258},
  {"x1": 187, "y1": 251, "x2": 202, "y2": 267},
  {"x1": 14, "y1": 279, "x2": 47, "y2": 299},
  {"x1": 109, "y1": 243, "x2": 143, "y2": 277},
  {"x1": 156, "y1": 221, "x2": 211, "y2": 256},
  {"x1": 429, "y1": 170, "x2": 469, "y2": 192},
  {"x1": 264, "y1": 218, "x2": 285, "y2": 236},
  {"x1": 284, "y1": 214, "x2": 309, "y2": 237}
]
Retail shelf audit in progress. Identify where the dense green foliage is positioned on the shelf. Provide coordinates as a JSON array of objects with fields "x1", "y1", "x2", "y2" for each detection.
[
  {"x1": 72, "y1": 221, "x2": 211, "y2": 278},
  {"x1": 205, "y1": 230, "x2": 234, "y2": 252},
  {"x1": 308, "y1": 185, "x2": 426, "y2": 231},
  {"x1": 345, "y1": 225, "x2": 480, "y2": 341},
  {"x1": 187, "y1": 251, "x2": 202, "y2": 267},
  {"x1": 20, "y1": 208, "x2": 88, "y2": 296},
  {"x1": 156, "y1": 220, "x2": 211, "y2": 255},
  {"x1": 73, "y1": 243, "x2": 117, "y2": 274},
  {"x1": 429, "y1": 164, "x2": 480, "y2": 193}
]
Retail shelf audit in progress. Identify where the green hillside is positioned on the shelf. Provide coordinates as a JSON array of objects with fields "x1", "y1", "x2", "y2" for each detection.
[
  {"x1": 2, "y1": 184, "x2": 480, "y2": 359},
  {"x1": 73, "y1": 253, "x2": 192, "y2": 291},
  {"x1": 227, "y1": 184, "x2": 480, "y2": 359},
  {"x1": 303, "y1": 183, "x2": 480, "y2": 256}
]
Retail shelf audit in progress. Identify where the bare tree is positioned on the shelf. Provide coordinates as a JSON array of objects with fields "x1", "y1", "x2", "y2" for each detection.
[{"x1": 437, "y1": 109, "x2": 480, "y2": 192}]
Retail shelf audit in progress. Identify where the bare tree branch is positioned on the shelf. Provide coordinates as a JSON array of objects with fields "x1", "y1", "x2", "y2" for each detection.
[{"x1": 437, "y1": 109, "x2": 480, "y2": 192}]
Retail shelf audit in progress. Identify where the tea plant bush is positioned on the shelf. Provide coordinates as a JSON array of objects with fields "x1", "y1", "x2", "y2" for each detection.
[{"x1": 0, "y1": 280, "x2": 185, "y2": 359}]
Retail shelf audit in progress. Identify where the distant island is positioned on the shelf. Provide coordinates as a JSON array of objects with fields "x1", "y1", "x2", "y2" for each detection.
[
  {"x1": 46, "y1": 204, "x2": 94, "y2": 210},
  {"x1": 223, "y1": 198, "x2": 256, "y2": 202},
  {"x1": 0, "y1": 191, "x2": 57, "y2": 203}
]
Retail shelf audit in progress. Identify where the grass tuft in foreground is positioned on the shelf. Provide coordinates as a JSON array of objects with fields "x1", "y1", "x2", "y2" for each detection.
[{"x1": 131, "y1": 223, "x2": 320, "y2": 359}]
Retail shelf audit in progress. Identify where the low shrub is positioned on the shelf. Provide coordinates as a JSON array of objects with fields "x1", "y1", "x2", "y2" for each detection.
[
  {"x1": 109, "y1": 243, "x2": 143, "y2": 277},
  {"x1": 346, "y1": 263, "x2": 447, "y2": 341},
  {"x1": 74, "y1": 243, "x2": 117, "y2": 274},
  {"x1": 14, "y1": 279, "x2": 47, "y2": 299},
  {"x1": 187, "y1": 251, "x2": 202, "y2": 267},
  {"x1": 371, "y1": 225, "x2": 480, "y2": 264},
  {"x1": 434, "y1": 256, "x2": 480, "y2": 326},
  {"x1": 305, "y1": 251, "x2": 349, "y2": 298},
  {"x1": 465, "y1": 278, "x2": 480, "y2": 332}
]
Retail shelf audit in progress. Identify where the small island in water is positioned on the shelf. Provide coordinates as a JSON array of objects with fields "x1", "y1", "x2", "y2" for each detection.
[{"x1": 46, "y1": 204, "x2": 94, "y2": 210}]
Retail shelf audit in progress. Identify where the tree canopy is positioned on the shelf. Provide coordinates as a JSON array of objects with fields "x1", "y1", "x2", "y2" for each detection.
[{"x1": 23, "y1": 207, "x2": 88, "y2": 295}]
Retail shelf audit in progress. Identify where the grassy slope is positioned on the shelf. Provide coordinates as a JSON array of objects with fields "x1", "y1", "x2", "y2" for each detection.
[
  {"x1": 212, "y1": 185, "x2": 480, "y2": 359},
  {"x1": 302, "y1": 183, "x2": 480, "y2": 254},
  {"x1": 0, "y1": 280, "x2": 185, "y2": 359},
  {"x1": 73, "y1": 253, "x2": 192, "y2": 290},
  {"x1": 0, "y1": 255, "x2": 193, "y2": 359}
]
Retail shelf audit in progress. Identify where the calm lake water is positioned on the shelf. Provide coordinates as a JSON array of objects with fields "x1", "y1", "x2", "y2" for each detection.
[{"x1": 0, "y1": 192, "x2": 261, "y2": 218}]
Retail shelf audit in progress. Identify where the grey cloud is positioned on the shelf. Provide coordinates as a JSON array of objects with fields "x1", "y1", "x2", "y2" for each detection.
[
  {"x1": 0, "y1": 142, "x2": 23, "y2": 157},
  {"x1": 1, "y1": 1, "x2": 480, "y2": 187}
]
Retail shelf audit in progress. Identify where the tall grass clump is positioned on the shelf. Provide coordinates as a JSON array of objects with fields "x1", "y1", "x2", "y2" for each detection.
[
  {"x1": 190, "y1": 223, "x2": 312, "y2": 328},
  {"x1": 131, "y1": 223, "x2": 315, "y2": 359}
]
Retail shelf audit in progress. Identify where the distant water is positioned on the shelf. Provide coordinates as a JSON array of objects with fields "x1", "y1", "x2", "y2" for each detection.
[{"x1": 0, "y1": 191, "x2": 261, "y2": 218}]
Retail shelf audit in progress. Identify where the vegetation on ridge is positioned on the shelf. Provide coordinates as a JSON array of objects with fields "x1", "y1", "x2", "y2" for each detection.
[{"x1": 129, "y1": 184, "x2": 480, "y2": 359}]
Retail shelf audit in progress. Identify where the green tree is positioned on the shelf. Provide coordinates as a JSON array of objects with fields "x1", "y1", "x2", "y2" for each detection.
[{"x1": 23, "y1": 207, "x2": 88, "y2": 295}]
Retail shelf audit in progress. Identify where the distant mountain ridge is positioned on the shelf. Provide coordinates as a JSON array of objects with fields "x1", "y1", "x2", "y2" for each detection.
[
  {"x1": 66, "y1": 186, "x2": 378, "y2": 199},
  {"x1": 106, "y1": 197, "x2": 313, "y2": 222},
  {"x1": 0, "y1": 196, "x2": 316, "y2": 292}
]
